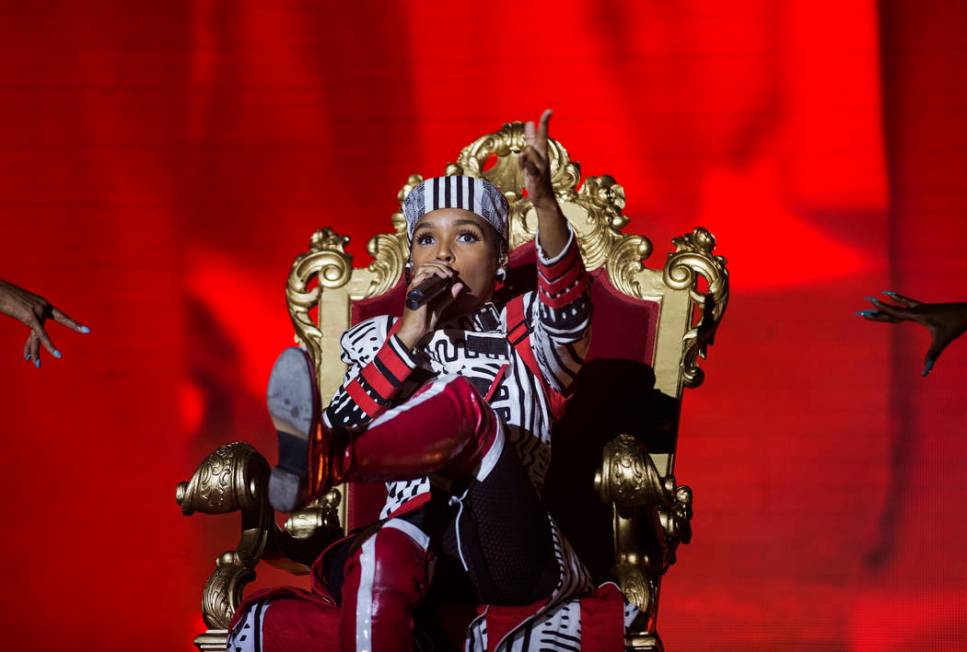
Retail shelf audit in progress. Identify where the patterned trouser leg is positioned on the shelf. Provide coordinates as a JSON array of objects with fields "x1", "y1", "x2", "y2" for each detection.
[
  {"x1": 226, "y1": 589, "x2": 340, "y2": 652},
  {"x1": 339, "y1": 518, "x2": 432, "y2": 652}
]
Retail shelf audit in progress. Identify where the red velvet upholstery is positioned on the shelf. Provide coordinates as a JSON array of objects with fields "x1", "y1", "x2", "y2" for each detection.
[{"x1": 343, "y1": 240, "x2": 660, "y2": 531}]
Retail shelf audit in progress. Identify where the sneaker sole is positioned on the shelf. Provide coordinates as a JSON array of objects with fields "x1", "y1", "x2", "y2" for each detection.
[{"x1": 266, "y1": 347, "x2": 318, "y2": 512}]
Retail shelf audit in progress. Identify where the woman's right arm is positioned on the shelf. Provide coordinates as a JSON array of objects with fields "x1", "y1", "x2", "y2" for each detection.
[{"x1": 323, "y1": 317, "x2": 421, "y2": 428}]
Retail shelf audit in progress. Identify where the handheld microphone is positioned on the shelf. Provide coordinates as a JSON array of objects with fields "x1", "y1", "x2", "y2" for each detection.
[{"x1": 405, "y1": 275, "x2": 454, "y2": 310}]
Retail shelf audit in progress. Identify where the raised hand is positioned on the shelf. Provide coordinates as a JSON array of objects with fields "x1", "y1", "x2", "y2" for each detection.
[
  {"x1": 520, "y1": 109, "x2": 556, "y2": 209},
  {"x1": 858, "y1": 291, "x2": 967, "y2": 376},
  {"x1": 519, "y1": 109, "x2": 569, "y2": 258},
  {"x1": 0, "y1": 279, "x2": 90, "y2": 368}
]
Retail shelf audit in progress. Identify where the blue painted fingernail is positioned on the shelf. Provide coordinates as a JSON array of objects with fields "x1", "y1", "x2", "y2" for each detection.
[
  {"x1": 923, "y1": 360, "x2": 934, "y2": 376},
  {"x1": 856, "y1": 310, "x2": 875, "y2": 317},
  {"x1": 79, "y1": 326, "x2": 91, "y2": 334},
  {"x1": 52, "y1": 350, "x2": 62, "y2": 359},
  {"x1": 883, "y1": 290, "x2": 897, "y2": 297},
  {"x1": 864, "y1": 296, "x2": 877, "y2": 302},
  {"x1": 23, "y1": 352, "x2": 28, "y2": 361},
  {"x1": 33, "y1": 358, "x2": 40, "y2": 369}
]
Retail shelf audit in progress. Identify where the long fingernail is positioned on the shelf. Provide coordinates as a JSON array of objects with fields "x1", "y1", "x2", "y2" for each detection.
[
  {"x1": 23, "y1": 352, "x2": 29, "y2": 361},
  {"x1": 52, "y1": 350, "x2": 62, "y2": 359},
  {"x1": 33, "y1": 358, "x2": 40, "y2": 369},
  {"x1": 883, "y1": 290, "x2": 898, "y2": 297},
  {"x1": 856, "y1": 311, "x2": 875, "y2": 317},
  {"x1": 79, "y1": 326, "x2": 91, "y2": 334},
  {"x1": 923, "y1": 360, "x2": 934, "y2": 376},
  {"x1": 864, "y1": 296, "x2": 877, "y2": 302}
]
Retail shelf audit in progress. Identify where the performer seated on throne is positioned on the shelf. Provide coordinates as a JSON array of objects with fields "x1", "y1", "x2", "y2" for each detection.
[{"x1": 228, "y1": 112, "x2": 624, "y2": 651}]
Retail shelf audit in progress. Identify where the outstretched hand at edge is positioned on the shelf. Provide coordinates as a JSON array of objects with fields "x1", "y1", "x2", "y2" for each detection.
[{"x1": 858, "y1": 291, "x2": 967, "y2": 376}]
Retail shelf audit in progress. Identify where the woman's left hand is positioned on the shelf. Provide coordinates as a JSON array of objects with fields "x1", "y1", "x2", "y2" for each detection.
[{"x1": 520, "y1": 109, "x2": 556, "y2": 209}]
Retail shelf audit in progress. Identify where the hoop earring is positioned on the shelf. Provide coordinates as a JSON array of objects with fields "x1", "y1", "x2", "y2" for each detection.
[{"x1": 495, "y1": 266, "x2": 507, "y2": 282}]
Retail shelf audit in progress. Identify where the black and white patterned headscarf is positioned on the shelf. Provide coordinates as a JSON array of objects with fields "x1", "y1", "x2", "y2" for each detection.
[{"x1": 402, "y1": 176, "x2": 509, "y2": 243}]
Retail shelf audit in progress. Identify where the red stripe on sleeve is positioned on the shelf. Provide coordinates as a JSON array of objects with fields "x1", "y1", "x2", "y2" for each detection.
[
  {"x1": 542, "y1": 276, "x2": 589, "y2": 309},
  {"x1": 539, "y1": 240, "x2": 580, "y2": 279},
  {"x1": 539, "y1": 259, "x2": 584, "y2": 294},
  {"x1": 345, "y1": 378, "x2": 383, "y2": 417},
  {"x1": 361, "y1": 362, "x2": 396, "y2": 400}
]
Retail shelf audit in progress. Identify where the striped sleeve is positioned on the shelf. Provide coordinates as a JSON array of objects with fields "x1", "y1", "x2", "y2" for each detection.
[
  {"x1": 530, "y1": 225, "x2": 592, "y2": 394},
  {"x1": 323, "y1": 316, "x2": 420, "y2": 428}
]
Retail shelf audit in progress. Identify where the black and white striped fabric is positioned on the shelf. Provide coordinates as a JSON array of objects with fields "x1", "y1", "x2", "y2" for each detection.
[{"x1": 402, "y1": 175, "x2": 509, "y2": 242}]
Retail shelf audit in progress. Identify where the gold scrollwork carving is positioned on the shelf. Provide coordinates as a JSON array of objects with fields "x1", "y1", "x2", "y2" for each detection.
[
  {"x1": 596, "y1": 433, "x2": 693, "y2": 648},
  {"x1": 176, "y1": 442, "x2": 268, "y2": 516},
  {"x1": 596, "y1": 434, "x2": 666, "y2": 507},
  {"x1": 357, "y1": 178, "x2": 416, "y2": 299},
  {"x1": 363, "y1": 231, "x2": 407, "y2": 299},
  {"x1": 201, "y1": 552, "x2": 255, "y2": 630},
  {"x1": 614, "y1": 562, "x2": 653, "y2": 616},
  {"x1": 606, "y1": 233, "x2": 654, "y2": 302},
  {"x1": 283, "y1": 489, "x2": 343, "y2": 540},
  {"x1": 663, "y1": 227, "x2": 729, "y2": 388},
  {"x1": 578, "y1": 175, "x2": 653, "y2": 273},
  {"x1": 287, "y1": 228, "x2": 352, "y2": 362},
  {"x1": 177, "y1": 444, "x2": 276, "y2": 645}
]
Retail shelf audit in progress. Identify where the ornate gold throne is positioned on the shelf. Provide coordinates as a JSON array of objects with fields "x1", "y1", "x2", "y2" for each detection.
[{"x1": 176, "y1": 122, "x2": 728, "y2": 651}]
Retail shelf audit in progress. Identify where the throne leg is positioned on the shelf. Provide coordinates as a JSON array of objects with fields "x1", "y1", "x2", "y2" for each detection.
[{"x1": 596, "y1": 433, "x2": 693, "y2": 652}]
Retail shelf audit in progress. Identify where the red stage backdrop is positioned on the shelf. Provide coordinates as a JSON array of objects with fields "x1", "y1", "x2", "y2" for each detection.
[{"x1": 1, "y1": 1, "x2": 965, "y2": 649}]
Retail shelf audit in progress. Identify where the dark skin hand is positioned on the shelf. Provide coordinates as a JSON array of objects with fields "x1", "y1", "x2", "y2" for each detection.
[
  {"x1": 0, "y1": 279, "x2": 90, "y2": 368},
  {"x1": 519, "y1": 109, "x2": 570, "y2": 258},
  {"x1": 396, "y1": 109, "x2": 572, "y2": 350},
  {"x1": 858, "y1": 291, "x2": 967, "y2": 376}
]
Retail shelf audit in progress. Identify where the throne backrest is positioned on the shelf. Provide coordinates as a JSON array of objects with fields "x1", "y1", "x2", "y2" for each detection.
[{"x1": 285, "y1": 122, "x2": 728, "y2": 533}]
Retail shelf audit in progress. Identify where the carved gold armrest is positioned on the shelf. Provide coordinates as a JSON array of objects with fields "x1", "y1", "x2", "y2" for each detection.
[
  {"x1": 596, "y1": 434, "x2": 694, "y2": 652},
  {"x1": 176, "y1": 442, "x2": 343, "y2": 651}
]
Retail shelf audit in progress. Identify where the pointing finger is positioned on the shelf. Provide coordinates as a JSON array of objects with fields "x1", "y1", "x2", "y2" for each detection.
[
  {"x1": 865, "y1": 297, "x2": 914, "y2": 321},
  {"x1": 856, "y1": 310, "x2": 901, "y2": 323},
  {"x1": 51, "y1": 307, "x2": 90, "y2": 333},
  {"x1": 538, "y1": 109, "x2": 552, "y2": 141}
]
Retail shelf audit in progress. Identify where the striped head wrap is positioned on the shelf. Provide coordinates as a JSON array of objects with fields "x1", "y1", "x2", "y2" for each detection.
[{"x1": 402, "y1": 175, "x2": 509, "y2": 243}]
